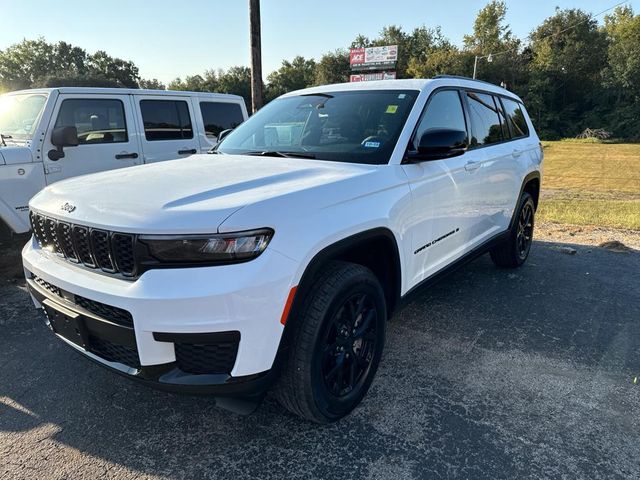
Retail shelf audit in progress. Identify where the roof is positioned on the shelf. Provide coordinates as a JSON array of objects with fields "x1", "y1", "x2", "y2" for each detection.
[
  {"x1": 282, "y1": 77, "x2": 521, "y2": 102},
  {"x1": 2, "y1": 87, "x2": 244, "y2": 100}
]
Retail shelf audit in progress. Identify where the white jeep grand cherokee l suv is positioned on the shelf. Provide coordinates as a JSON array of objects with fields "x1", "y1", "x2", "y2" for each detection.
[{"x1": 22, "y1": 77, "x2": 542, "y2": 423}]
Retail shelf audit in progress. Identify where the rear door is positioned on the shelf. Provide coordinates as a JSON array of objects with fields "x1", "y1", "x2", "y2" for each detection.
[
  {"x1": 134, "y1": 95, "x2": 201, "y2": 163},
  {"x1": 195, "y1": 98, "x2": 247, "y2": 152},
  {"x1": 462, "y1": 90, "x2": 519, "y2": 232},
  {"x1": 43, "y1": 94, "x2": 141, "y2": 185}
]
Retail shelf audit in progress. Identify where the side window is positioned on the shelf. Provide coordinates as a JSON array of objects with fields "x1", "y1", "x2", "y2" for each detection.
[
  {"x1": 413, "y1": 90, "x2": 467, "y2": 148},
  {"x1": 502, "y1": 98, "x2": 529, "y2": 138},
  {"x1": 55, "y1": 99, "x2": 128, "y2": 144},
  {"x1": 140, "y1": 100, "x2": 193, "y2": 141},
  {"x1": 465, "y1": 92, "x2": 503, "y2": 147},
  {"x1": 199, "y1": 102, "x2": 244, "y2": 138},
  {"x1": 494, "y1": 96, "x2": 511, "y2": 140}
]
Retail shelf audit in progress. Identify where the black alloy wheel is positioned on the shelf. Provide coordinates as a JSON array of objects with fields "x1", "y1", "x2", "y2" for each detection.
[{"x1": 320, "y1": 292, "x2": 378, "y2": 399}]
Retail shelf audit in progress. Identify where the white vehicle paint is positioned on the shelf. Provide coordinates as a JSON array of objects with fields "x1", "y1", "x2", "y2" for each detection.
[
  {"x1": 0, "y1": 87, "x2": 248, "y2": 233},
  {"x1": 22, "y1": 77, "x2": 543, "y2": 422}
]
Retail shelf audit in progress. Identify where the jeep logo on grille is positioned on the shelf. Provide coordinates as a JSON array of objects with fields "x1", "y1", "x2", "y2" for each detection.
[{"x1": 60, "y1": 202, "x2": 76, "y2": 213}]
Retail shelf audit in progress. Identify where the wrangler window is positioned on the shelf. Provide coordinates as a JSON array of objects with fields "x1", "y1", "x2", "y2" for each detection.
[
  {"x1": 140, "y1": 100, "x2": 193, "y2": 141},
  {"x1": 55, "y1": 99, "x2": 128, "y2": 144},
  {"x1": 200, "y1": 102, "x2": 244, "y2": 139}
]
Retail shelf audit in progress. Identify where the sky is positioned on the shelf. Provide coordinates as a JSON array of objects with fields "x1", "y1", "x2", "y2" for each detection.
[{"x1": 0, "y1": 0, "x2": 637, "y2": 84}]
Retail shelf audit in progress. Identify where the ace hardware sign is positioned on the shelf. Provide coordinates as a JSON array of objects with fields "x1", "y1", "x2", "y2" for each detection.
[{"x1": 349, "y1": 45, "x2": 398, "y2": 71}]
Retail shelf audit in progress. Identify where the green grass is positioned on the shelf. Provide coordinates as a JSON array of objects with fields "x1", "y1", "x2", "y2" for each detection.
[{"x1": 538, "y1": 141, "x2": 640, "y2": 230}]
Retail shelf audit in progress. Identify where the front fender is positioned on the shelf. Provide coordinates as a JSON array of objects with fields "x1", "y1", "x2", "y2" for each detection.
[{"x1": 0, "y1": 163, "x2": 46, "y2": 233}]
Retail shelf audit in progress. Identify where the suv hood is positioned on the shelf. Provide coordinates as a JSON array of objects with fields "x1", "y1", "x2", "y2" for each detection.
[{"x1": 30, "y1": 154, "x2": 378, "y2": 234}]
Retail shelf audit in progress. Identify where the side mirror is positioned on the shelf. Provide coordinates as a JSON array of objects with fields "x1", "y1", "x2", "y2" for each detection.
[
  {"x1": 217, "y1": 128, "x2": 233, "y2": 143},
  {"x1": 48, "y1": 126, "x2": 79, "y2": 161},
  {"x1": 406, "y1": 128, "x2": 467, "y2": 162}
]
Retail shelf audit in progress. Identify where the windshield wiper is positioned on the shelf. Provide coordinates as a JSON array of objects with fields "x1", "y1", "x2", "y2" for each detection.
[
  {"x1": 246, "y1": 150, "x2": 316, "y2": 159},
  {"x1": 0, "y1": 133, "x2": 11, "y2": 147}
]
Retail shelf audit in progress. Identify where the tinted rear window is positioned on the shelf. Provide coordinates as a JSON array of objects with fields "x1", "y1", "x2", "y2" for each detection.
[
  {"x1": 200, "y1": 102, "x2": 244, "y2": 138},
  {"x1": 140, "y1": 100, "x2": 193, "y2": 141},
  {"x1": 502, "y1": 98, "x2": 529, "y2": 138}
]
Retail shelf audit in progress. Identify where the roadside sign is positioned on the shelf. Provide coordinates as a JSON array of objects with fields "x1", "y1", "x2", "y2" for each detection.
[
  {"x1": 349, "y1": 45, "x2": 398, "y2": 71},
  {"x1": 349, "y1": 71, "x2": 397, "y2": 82}
]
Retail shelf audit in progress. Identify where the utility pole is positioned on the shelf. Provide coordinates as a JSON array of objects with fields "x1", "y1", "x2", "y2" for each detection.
[{"x1": 249, "y1": 0, "x2": 263, "y2": 113}]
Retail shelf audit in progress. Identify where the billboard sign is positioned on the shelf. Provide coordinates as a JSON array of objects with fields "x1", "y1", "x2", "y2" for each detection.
[
  {"x1": 349, "y1": 71, "x2": 397, "y2": 82},
  {"x1": 349, "y1": 45, "x2": 398, "y2": 71}
]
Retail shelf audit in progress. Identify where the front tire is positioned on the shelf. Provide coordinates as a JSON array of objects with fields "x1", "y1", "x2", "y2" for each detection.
[
  {"x1": 490, "y1": 192, "x2": 535, "y2": 268},
  {"x1": 275, "y1": 261, "x2": 386, "y2": 423}
]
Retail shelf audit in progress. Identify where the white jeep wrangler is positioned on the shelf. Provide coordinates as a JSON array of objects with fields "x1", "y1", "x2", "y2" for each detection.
[
  {"x1": 22, "y1": 77, "x2": 542, "y2": 423},
  {"x1": 0, "y1": 87, "x2": 247, "y2": 234}
]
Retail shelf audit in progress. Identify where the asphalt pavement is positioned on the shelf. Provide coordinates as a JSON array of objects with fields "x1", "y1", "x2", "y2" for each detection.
[{"x1": 1, "y1": 238, "x2": 639, "y2": 480}]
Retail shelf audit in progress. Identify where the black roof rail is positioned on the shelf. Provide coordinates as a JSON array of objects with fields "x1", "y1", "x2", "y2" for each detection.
[{"x1": 433, "y1": 75, "x2": 504, "y2": 89}]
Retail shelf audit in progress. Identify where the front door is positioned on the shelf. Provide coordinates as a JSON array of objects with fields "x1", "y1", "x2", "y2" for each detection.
[
  {"x1": 43, "y1": 94, "x2": 141, "y2": 185},
  {"x1": 402, "y1": 89, "x2": 491, "y2": 287},
  {"x1": 133, "y1": 95, "x2": 201, "y2": 163}
]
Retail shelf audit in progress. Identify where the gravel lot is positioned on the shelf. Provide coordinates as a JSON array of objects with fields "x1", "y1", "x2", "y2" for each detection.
[{"x1": 1, "y1": 234, "x2": 639, "y2": 480}]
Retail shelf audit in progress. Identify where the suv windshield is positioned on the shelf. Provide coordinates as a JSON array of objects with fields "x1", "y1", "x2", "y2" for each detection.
[
  {"x1": 217, "y1": 90, "x2": 419, "y2": 164},
  {"x1": 0, "y1": 93, "x2": 48, "y2": 141}
]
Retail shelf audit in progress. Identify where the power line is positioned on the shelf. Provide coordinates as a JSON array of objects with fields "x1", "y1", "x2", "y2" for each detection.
[{"x1": 478, "y1": 0, "x2": 630, "y2": 61}]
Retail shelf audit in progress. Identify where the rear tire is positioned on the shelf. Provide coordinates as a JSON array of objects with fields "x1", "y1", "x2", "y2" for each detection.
[
  {"x1": 490, "y1": 192, "x2": 535, "y2": 268},
  {"x1": 275, "y1": 261, "x2": 386, "y2": 423}
]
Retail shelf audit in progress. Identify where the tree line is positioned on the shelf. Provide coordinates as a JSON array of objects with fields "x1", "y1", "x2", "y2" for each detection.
[{"x1": 1, "y1": 2, "x2": 638, "y2": 140}]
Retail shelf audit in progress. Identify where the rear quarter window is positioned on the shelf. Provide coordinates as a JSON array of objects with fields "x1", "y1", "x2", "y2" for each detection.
[
  {"x1": 199, "y1": 102, "x2": 244, "y2": 139},
  {"x1": 502, "y1": 98, "x2": 529, "y2": 138}
]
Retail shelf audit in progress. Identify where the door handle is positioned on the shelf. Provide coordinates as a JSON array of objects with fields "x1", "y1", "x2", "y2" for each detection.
[
  {"x1": 178, "y1": 148, "x2": 197, "y2": 155},
  {"x1": 512, "y1": 149, "x2": 523, "y2": 158},
  {"x1": 115, "y1": 152, "x2": 139, "y2": 160},
  {"x1": 464, "y1": 161, "x2": 481, "y2": 172}
]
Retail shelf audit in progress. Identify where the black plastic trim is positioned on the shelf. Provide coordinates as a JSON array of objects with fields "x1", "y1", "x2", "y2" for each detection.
[
  {"x1": 274, "y1": 227, "x2": 402, "y2": 371},
  {"x1": 27, "y1": 277, "x2": 272, "y2": 397},
  {"x1": 509, "y1": 171, "x2": 542, "y2": 230},
  {"x1": 153, "y1": 331, "x2": 240, "y2": 344}
]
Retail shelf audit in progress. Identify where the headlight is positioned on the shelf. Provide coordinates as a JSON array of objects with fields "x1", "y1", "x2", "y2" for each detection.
[{"x1": 139, "y1": 229, "x2": 273, "y2": 265}]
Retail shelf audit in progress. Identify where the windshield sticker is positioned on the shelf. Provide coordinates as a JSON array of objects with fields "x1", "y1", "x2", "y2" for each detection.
[
  {"x1": 385, "y1": 105, "x2": 398, "y2": 114},
  {"x1": 364, "y1": 141, "x2": 381, "y2": 148}
]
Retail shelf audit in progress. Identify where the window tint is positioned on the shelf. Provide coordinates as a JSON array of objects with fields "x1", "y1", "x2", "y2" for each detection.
[
  {"x1": 200, "y1": 102, "x2": 244, "y2": 138},
  {"x1": 140, "y1": 100, "x2": 193, "y2": 141},
  {"x1": 502, "y1": 98, "x2": 529, "y2": 138},
  {"x1": 55, "y1": 99, "x2": 128, "y2": 144},
  {"x1": 414, "y1": 90, "x2": 467, "y2": 147},
  {"x1": 494, "y1": 97, "x2": 510, "y2": 140},
  {"x1": 466, "y1": 92, "x2": 503, "y2": 146}
]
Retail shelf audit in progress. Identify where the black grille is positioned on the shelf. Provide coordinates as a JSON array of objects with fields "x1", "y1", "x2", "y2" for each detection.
[
  {"x1": 175, "y1": 340, "x2": 239, "y2": 375},
  {"x1": 30, "y1": 211, "x2": 136, "y2": 277},
  {"x1": 112, "y1": 234, "x2": 135, "y2": 275},
  {"x1": 91, "y1": 229, "x2": 114, "y2": 271},
  {"x1": 33, "y1": 275, "x2": 62, "y2": 297},
  {"x1": 88, "y1": 335, "x2": 140, "y2": 369},
  {"x1": 57, "y1": 222, "x2": 78, "y2": 262},
  {"x1": 75, "y1": 295, "x2": 134, "y2": 328}
]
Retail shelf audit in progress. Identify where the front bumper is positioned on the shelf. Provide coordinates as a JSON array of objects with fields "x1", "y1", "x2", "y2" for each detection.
[{"x1": 22, "y1": 238, "x2": 298, "y2": 395}]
